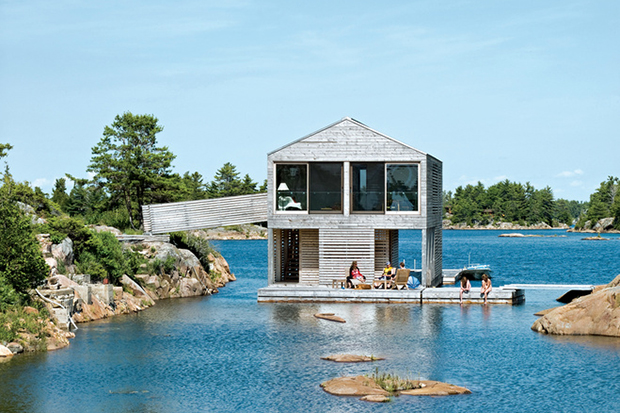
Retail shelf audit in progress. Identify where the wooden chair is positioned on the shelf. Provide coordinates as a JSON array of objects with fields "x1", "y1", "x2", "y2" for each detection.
[{"x1": 393, "y1": 269, "x2": 410, "y2": 290}]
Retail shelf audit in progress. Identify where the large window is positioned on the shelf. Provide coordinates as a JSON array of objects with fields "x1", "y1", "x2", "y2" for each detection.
[
  {"x1": 386, "y1": 164, "x2": 419, "y2": 212},
  {"x1": 351, "y1": 163, "x2": 384, "y2": 212},
  {"x1": 309, "y1": 163, "x2": 342, "y2": 212},
  {"x1": 276, "y1": 164, "x2": 307, "y2": 211}
]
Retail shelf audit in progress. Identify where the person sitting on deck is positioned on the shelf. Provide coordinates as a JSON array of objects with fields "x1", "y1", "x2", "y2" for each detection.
[
  {"x1": 347, "y1": 261, "x2": 365, "y2": 288},
  {"x1": 480, "y1": 273, "x2": 492, "y2": 304},
  {"x1": 374, "y1": 261, "x2": 395, "y2": 289},
  {"x1": 459, "y1": 274, "x2": 471, "y2": 304}
]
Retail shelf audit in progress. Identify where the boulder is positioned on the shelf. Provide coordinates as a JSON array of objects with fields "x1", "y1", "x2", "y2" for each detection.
[
  {"x1": 0, "y1": 344, "x2": 14, "y2": 358},
  {"x1": 51, "y1": 237, "x2": 74, "y2": 266},
  {"x1": 532, "y1": 274, "x2": 620, "y2": 336},
  {"x1": 321, "y1": 354, "x2": 384, "y2": 362},
  {"x1": 593, "y1": 217, "x2": 615, "y2": 231},
  {"x1": 6, "y1": 342, "x2": 24, "y2": 354},
  {"x1": 179, "y1": 277, "x2": 205, "y2": 297}
]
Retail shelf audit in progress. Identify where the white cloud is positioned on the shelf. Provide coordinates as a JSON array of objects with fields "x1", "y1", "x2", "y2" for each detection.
[
  {"x1": 32, "y1": 178, "x2": 51, "y2": 188},
  {"x1": 556, "y1": 169, "x2": 584, "y2": 178},
  {"x1": 570, "y1": 180, "x2": 583, "y2": 187}
]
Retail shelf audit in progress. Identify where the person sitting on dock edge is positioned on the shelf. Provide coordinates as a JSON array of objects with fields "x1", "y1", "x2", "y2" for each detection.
[
  {"x1": 459, "y1": 275, "x2": 471, "y2": 304},
  {"x1": 480, "y1": 273, "x2": 492, "y2": 304}
]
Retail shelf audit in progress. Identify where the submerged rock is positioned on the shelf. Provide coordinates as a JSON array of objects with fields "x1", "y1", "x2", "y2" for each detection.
[
  {"x1": 532, "y1": 274, "x2": 620, "y2": 336},
  {"x1": 321, "y1": 354, "x2": 384, "y2": 363}
]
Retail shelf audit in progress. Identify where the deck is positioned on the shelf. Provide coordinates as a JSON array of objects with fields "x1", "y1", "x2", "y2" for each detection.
[{"x1": 257, "y1": 285, "x2": 525, "y2": 305}]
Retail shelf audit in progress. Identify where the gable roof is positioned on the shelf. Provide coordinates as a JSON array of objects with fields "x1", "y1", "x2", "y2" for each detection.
[{"x1": 268, "y1": 117, "x2": 427, "y2": 157}]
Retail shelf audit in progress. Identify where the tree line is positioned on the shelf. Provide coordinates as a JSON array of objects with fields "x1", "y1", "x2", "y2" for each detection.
[
  {"x1": 574, "y1": 176, "x2": 620, "y2": 230},
  {"x1": 51, "y1": 112, "x2": 265, "y2": 231},
  {"x1": 444, "y1": 180, "x2": 588, "y2": 227}
]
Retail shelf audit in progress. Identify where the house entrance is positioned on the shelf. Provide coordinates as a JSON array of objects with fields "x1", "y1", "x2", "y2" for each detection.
[{"x1": 277, "y1": 229, "x2": 299, "y2": 282}]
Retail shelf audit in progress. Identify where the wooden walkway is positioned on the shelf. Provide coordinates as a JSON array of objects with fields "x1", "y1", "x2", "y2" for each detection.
[
  {"x1": 257, "y1": 285, "x2": 524, "y2": 305},
  {"x1": 142, "y1": 193, "x2": 268, "y2": 234}
]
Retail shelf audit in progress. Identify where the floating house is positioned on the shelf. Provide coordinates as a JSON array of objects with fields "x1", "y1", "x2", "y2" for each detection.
[{"x1": 267, "y1": 118, "x2": 443, "y2": 288}]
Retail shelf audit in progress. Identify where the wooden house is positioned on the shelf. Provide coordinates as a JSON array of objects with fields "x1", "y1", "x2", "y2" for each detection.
[{"x1": 267, "y1": 118, "x2": 443, "y2": 287}]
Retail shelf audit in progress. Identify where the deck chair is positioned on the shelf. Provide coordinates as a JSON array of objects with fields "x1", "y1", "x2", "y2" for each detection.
[{"x1": 393, "y1": 269, "x2": 410, "y2": 290}]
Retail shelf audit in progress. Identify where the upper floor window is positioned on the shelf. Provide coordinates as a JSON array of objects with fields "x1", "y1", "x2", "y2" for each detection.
[
  {"x1": 276, "y1": 164, "x2": 307, "y2": 211},
  {"x1": 351, "y1": 163, "x2": 385, "y2": 212},
  {"x1": 309, "y1": 163, "x2": 342, "y2": 212},
  {"x1": 386, "y1": 164, "x2": 419, "y2": 212}
]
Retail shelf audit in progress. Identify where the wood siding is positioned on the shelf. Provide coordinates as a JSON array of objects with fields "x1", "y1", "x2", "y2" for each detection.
[
  {"x1": 299, "y1": 229, "x2": 319, "y2": 285},
  {"x1": 142, "y1": 193, "x2": 268, "y2": 234},
  {"x1": 318, "y1": 228, "x2": 375, "y2": 285}
]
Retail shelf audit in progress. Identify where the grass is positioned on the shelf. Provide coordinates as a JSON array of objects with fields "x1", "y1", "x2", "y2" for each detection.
[{"x1": 367, "y1": 368, "x2": 421, "y2": 393}]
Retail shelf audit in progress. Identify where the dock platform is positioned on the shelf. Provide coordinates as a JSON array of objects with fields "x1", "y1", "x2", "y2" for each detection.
[{"x1": 257, "y1": 285, "x2": 525, "y2": 305}]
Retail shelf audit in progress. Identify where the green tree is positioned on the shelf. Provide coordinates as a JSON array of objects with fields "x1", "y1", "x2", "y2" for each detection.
[
  {"x1": 554, "y1": 199, "x2": 573, "y2": 225},
  {"x1": 178, "y1": 171, "x2": 208, "y2": 201},
  {"x1": 88, "y1": 112, "x2": 176, "y2": 229},
  {"x1": 0, "y1": 148, "x2": 48, "y2": 304},
  {"x1": 51, "y1": 177, "x2": 70, "y2": 211},
  {"x1": 206, "y1": 163, "x2": 261, "y2": 198}
]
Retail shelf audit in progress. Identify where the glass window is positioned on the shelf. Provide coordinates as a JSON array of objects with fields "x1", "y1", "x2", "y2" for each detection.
[
  {"x1": 386, "y1": 164, "x2": 419, "y2": 212},
  {"x1": 276, "y1": 164, "x2": 307, "y2": 211},
  {"x1": 309, "y1": 163, "x2": 342, "y2": 212},
  {"x1": 351, "y1": 163, "x2": 384, "y2": 212}
]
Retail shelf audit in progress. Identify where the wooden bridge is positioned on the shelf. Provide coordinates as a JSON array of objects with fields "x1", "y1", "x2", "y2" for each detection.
[{"x1": 142, "y1": 193, "x2": 268, "y2": 234}]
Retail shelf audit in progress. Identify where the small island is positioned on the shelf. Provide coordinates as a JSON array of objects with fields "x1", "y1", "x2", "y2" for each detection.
[{"x1": 321, "y1": 373, "x2": 471, "y2": 403}]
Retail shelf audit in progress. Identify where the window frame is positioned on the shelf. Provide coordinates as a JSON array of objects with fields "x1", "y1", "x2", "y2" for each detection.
[
  {"x1": 274, "y1": 163, "x2": 308, "y2": 214},
  {"x1": 385, "y1": 162, "x2": 421, "y2": 215},
  {"x1": 350, "y1": 162, "x2": 385, "y2": 214}
]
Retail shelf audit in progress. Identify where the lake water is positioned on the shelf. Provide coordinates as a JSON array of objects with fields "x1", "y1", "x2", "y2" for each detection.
[{"x1": 1, "y1": 230, "x2": 620, "y2": 412}]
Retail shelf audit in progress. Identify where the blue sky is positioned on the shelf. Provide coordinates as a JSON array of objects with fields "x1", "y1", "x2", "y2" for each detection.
[{"x1": 1, "y1": 0, "x2": 618, "y2": 202}]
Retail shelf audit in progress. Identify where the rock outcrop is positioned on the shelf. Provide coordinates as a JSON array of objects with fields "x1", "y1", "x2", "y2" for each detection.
[
  {"x1": 321, "y1": 375, "x2": 471, "y2": 402},
  {"x1": 190, "y1": 224, "x2": 267, "y2": 240},
  {"x1": 532, "y1": 274, "x2": 620, "y2": 336}
]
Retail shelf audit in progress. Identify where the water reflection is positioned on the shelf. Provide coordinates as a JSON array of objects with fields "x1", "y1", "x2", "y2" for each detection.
[{"x1": 546, "y1": 334, "x2": 620, "y2": 350}]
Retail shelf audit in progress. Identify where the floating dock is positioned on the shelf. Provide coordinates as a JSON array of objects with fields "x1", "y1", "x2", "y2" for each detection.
[{"x1": 257, "y1": 285, "x2": 525, "y2": 305}]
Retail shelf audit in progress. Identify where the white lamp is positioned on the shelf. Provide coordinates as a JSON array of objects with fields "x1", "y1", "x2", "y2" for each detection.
[{"x1": 277, "y1": 183, "x2": 289, "y2": 191}]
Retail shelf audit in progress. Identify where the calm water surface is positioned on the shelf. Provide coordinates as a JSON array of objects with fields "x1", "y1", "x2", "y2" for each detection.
[{"x1": 1, "y1": 230, "x2": 620, "y2": 412}]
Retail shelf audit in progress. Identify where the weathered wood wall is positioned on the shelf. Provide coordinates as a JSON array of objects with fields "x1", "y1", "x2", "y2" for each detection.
[
  {"x1": 142, "y1": 193, "x2": 268, "y2": 234},
  {"x1": 299, "y1": 229, "x2": 319, "y2": 285},
  {"x1": 318, "y1": 228, "x2": 375, "y2": 285}
]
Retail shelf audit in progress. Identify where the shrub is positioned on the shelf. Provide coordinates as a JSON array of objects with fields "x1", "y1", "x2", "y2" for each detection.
[
  {"x1": 0, "y1": 187, "x2": 48, "y2": 302},
  {"x1": 170, "y1": 231, "x2": 218, "y2": 271},
  {"x1": 0, "y1": 306, "x2": 48, "y2": 347}
]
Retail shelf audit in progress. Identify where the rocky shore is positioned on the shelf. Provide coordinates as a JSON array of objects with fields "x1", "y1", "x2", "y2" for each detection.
[
  {"x1": 531, "y1": 274, "x2": 620, "y2": 336},
  {"x1": 191, "y1": 224, "x2": 267, "y2": 240},
  {"x1": 443, "y1": 219, "x2": 569, "y2": 230},
  {"x1": 0, "y1": 226, "x2": 235, "y2": 358}
]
